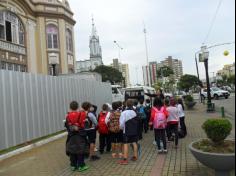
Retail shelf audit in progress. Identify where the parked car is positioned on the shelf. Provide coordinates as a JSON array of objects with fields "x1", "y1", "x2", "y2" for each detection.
[
  {"x1": 201, "y1": 87, "x2": 230, "y2": 100},
  {"x1": 174, "y1": 91, "x2": 187, "y2": 99},
  {"x1": 164, "y1": 92, "x2": 174, "y2": 99},
  {"x1": 221, "y1": 86, "x2": 233, "y2": 93}
]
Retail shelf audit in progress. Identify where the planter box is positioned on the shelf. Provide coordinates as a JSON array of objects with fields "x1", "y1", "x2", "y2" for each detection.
[{"x1": 189, "y1": 139, "x2": 235, "y2": 176}]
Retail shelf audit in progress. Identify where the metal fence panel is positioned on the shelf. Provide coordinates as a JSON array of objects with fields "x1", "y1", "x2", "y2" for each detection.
[{"x1": 0, "y1": 70, "x2": 112, "y2": 150}]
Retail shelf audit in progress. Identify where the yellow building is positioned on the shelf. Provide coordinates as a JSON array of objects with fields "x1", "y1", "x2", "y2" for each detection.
[
  {"x1": 217, "y1": 63, "x2": 235, "y2": 77},
  {"x1": 0, "y1": 0, "x2": 76, "y2": 75}
]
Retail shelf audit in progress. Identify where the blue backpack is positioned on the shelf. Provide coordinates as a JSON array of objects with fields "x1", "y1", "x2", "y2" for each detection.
[{"x1": 137, "y1": 106, "x2": 147, "y2": 120}]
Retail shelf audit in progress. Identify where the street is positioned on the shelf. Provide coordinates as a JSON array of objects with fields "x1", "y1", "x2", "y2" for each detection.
[{"x1": 213, "y1": 93, "x2": 235, "y2": 118}]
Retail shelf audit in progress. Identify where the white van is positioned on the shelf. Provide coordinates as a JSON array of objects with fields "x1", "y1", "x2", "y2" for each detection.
[
  {"x1": 111, "y1": 85, "x2": 124, "y2": 103},
  {"x1": 123, "y1": 86, "x2": 156, "y2": 102}
]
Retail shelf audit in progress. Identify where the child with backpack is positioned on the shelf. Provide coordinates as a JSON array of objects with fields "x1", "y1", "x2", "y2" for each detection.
[
  {"x1": 177, "y1": 98, "x2": 187, "y2": 137},
  {"x1": 137, "y1": 99, "x2": 148, "y2": 134},
  {"x1": 65, "y1": 101, "x2": 89, "y2": 172},
  {"x1": 166, "y1": 98, "x2": 179, "y2": 148},
  {"x1": 80, "y1": 102, "x2": 100, "y2": 161},
  {"x1": 98, "y1": 104, "x2": 111, "y2": 154},
  {"x1": 149, "y1": 97, "x2": 169, "y2": 153},
  {"x1": 109, "y1": 102, "x2": 123, "y2": 158},
  {"x1": 119, "y1": 100, "x2": 139, "y2": 165}
]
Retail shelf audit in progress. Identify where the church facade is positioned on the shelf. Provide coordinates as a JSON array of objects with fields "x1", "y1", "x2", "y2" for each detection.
[
  {"x1": 0, "y1": 0, "x2": 76, "y2": 75},
  {"x1": 76, "y1": 18, "x2": 103, "y2": 73}
]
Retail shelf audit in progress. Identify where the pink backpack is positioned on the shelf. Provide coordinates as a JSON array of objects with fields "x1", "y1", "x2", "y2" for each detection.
[{"x1": 153, "y1": 107, "x2": 167, "y2": 129}]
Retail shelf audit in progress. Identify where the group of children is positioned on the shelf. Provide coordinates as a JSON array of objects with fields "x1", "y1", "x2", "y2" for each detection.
[
  {"x1": 64, "y1": 97, "x2": 186, "y2": 172},
  {"x1": 151, "y1": 97, "x2": 187, "y2": 153}
]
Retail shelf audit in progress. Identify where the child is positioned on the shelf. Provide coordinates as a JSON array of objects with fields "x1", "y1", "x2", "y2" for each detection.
[
  {"x1": 119, "y1": 100, "x2": 139, "y2": 165},
  {"x1": 137, "y1": 99, "x2": 148, "y2": 133},
  {"x1": 145, "y1": 99, "x2": 152, "y2": 130},
  {"x1": 109, "y1": 102, "x2": 123, "y2": 158},
  {"x1": 149, "y1": 97, "x2": 169, "y2": 153},
  {"x1": 65, "y1": 101, "x2": 89, "y2": 172},
  {"x1": 81, "y1": 102, "x2": 100, "y2": 161},
  {"x1": 166, "y1": 98, "x2": 179, "y2": 148},
  {"x1": 98, "y1": 104, "x2": 111, "y2": 154},
  {"x1": 177, "y1": 98, "x2": 187, "y2": 137}
]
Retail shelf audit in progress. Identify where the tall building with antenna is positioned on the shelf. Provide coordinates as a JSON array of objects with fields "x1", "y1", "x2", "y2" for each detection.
[{"x1": 76, "y1": 17, "x2": 103, "y2": 73}]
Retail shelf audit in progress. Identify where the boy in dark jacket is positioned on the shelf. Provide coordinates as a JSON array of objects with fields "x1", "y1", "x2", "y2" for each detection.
[{"x1": 65, "y1": 101, "x2": 89, "y2": 172}]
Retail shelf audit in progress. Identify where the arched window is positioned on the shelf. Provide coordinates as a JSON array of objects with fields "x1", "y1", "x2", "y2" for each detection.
[
  {"x1": 66, "y1": 29, "x2": 73, "y2": 52},
  {"x1": 46, "y1": 24, "x2": 59, "y2": 49},
  {"x1": 0, "y1": 11, "x2": 25, "y2": 45}
]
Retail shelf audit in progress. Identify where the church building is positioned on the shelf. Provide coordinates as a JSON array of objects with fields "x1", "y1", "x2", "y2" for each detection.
[{"x1": 76, "y1": 18, "x2": 103, "y2": 73}]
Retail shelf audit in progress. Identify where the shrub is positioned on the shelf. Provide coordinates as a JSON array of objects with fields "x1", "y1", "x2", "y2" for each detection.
[
  {"x1": 202, "y1": 119, "x2": 232, "y2": 144},
  {"x1": 185, "y1": 95, "x2": 194, "y2": 102}
]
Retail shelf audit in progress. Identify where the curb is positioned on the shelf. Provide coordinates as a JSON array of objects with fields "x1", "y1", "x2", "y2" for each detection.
[{"x1": 0, "y1": 132, "x2": 67, "y2": 162}]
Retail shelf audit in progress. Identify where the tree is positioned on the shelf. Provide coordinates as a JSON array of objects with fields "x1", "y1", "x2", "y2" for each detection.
[
  {"x1": 157, "y1": 66, "x2": 174, "y2": 78},
  {"x1": 93, "y1": 65, "x2": 123, "y2": 84},
  {"x1": 228, "y1": 75, "x2": 235, "y2": 85},
  {"x1": 178, "y1": 74, "x2": 201, "y2": 92}
]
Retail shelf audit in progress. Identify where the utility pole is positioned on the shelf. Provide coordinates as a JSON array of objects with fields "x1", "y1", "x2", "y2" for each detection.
[{"x1": 143, "y1": 23, "x2": 151, "y2": 86}]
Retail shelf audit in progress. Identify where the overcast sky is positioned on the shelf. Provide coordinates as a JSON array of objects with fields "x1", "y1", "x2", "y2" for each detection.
[{"x1": 68, "y1": 0, "x2": 235, "y2": 85}]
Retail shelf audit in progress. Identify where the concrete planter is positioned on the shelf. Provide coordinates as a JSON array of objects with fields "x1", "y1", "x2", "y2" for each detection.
[
  {"x1": 185, "y1": 101, "x2": 197, "y2": 109},
  {"x1": 189, "y1": 139, "x2": 235, "y2": 176}
]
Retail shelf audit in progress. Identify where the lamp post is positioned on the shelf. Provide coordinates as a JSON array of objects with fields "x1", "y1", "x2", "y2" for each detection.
[
  {"x1": 114, "y1": 41, "x2": 123, "y2": 61},
  {"x1": 200, "y1": 46, "x2": 213, "y2": 112},
  {"x1": 196, "y1": 42, "x2": 235, "y2": 109}
]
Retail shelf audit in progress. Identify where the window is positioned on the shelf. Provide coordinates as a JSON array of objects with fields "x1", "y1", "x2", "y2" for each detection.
[
  {"x1": 66, "y1": 29, "x2": 73, "y2": 52},
  {"x1": 46, "y1": 24, "x2": 59, "y2": 49},
  {"x1": 0, "y1": 25, "x2": 4, "y2": 39},
  {"x1": 0, "y1": 11, "x2": 25, "y2": 45}
]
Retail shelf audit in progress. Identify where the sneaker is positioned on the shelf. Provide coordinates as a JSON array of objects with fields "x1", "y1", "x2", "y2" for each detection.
[
  {"x1": 118, "y1": 159, "x2": 128, "y2": 165},
  {"x1": 163, "y1": 149, "x2": 168, "y2": 153},
  {"x1": 131, "y1": 156, "x2": 138, "y2": 162},
  {"x1": 158, "y1": 150, "x2": 163, "y2": 154},
  {"x1": 90, "y1": 155, "x2": 100, "y2": 161},
  {"x1": 78, "y1": 165, "x2": 89, "y2": 172},
  {"x1": 71, "y1": 166, "x2": 77, "y2": 171}
]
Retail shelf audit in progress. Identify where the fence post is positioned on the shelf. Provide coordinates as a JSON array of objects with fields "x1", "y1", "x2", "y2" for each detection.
[{"x1": 221, "y1": 107, "x2": 225, "y2": 118}]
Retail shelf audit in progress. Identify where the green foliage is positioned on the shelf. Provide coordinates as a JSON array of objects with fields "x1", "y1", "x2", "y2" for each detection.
[
  {"x1": 202, "y1": 119, "x2": 232, "y2": 144},
  {"x1": 93, "y1": 65, "x2": 123, "y2": 84},
  {"x1": 178, "y1": 74, "x2": 200, "y2": 92},
  {"x1": 157, "y1": 66, "x2": 174, "y2": 78},
  {"x1": 228, "y1": 75, "x2": 235, "y2": 85},
  {"x1": 185, "y1": 95, "x2": 194, "y2": 102},
  {"x1": 217, "y1": 74, "x2": 235, "y2": 87}
]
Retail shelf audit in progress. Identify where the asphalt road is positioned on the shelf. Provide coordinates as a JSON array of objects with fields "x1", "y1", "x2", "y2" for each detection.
[{"x1": 213, "y1": 93, "x2": 235, "y2": 118}]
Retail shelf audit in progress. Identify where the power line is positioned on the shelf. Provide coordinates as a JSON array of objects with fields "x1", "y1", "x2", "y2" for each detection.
[{"x1": 202, "y1": 0, "x2": 224, "y2": 45}]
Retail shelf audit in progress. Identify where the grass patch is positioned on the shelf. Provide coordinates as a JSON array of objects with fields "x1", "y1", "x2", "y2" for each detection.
[
  {"x1": 0, "y1": 130, "x2": 66, "y2": 156},
  {"x1": 193, "y1": 139, "x2": 235, "y2": 154}
]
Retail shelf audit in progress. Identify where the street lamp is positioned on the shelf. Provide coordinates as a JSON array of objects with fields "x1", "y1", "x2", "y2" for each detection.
[
  {"x1": 114, "y1": 41, "x2": 123, "y2": 61},
  {"x1": 200, "y1": 46, "x2": 213, "y2": 112}
]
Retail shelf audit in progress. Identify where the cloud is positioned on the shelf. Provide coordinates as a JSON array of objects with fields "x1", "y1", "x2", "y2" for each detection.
[{"x1": 68, "y1": 0, "x2": 235, "y2": 85}]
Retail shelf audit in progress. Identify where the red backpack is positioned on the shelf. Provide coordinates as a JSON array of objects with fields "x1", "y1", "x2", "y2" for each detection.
[{"x1": 98, "y1": 112, "x2": 109, "y2": 134}]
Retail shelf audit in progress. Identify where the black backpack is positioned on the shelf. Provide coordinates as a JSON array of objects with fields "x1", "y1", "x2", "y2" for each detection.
[{"x1": 125, "y1": 116, "x2": 139, "y2": 137}]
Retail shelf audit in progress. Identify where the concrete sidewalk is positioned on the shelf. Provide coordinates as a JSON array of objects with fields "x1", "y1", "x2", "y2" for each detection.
[{"x1": 0, "y1": 104, "x2": 235, "y2": 176}]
